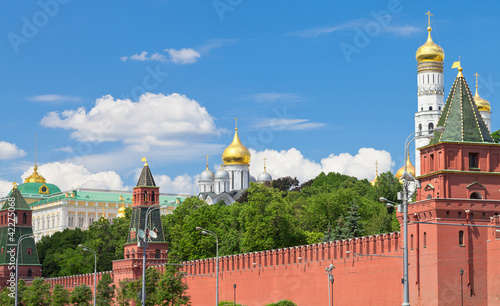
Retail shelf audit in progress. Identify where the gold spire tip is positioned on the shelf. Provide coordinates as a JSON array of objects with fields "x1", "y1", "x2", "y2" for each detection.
[
  {"x1": 206, "y1": 155, "x2": 209, "y2": 170},
  {"x1": 235, "y1": 117, "x2": 238, "y2": 130},
  {"x1": 141, "y1": 157, "x2": 148, "y2": 166}
]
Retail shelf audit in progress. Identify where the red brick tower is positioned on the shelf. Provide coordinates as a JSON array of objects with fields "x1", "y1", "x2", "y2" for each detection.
[
  {"x1": 407, "y1": 66, "x2": 500, "y2": 305},
  {"x1": 112, "y1": 160, "x2": 168, "y2": 287}
]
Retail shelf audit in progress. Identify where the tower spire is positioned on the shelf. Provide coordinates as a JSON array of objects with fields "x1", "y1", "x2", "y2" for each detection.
[
  {"x1": 206, "y1": 155, "x2": 209, "y2": 170},
  {"x1": 375, "y1": 160, "x2": 379, "y2": 177},
  {"x1": 263, "y1": 157, "x2": 267, "y2": 173},
  {"x1": 474, "y1": 72, "x2": 480, "y2": 95}
]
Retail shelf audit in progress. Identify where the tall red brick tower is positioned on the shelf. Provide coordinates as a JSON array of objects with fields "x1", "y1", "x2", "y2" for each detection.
[
  {"x1": 0, "y1": 186, "x2": 42, "y2": 288},
  {"x1": 112, "y1": 160, "x2": 168, "y2": 286},
  {"x1": 407, "y1": 65, "x2": 499, "y2": 305}
]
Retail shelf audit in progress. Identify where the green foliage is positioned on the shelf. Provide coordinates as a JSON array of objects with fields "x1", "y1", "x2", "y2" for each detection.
[
  {"x1": 37, "y1": 208, "x2": 132, "y2": 277},
  {"x1": 219, "y1": 302, "x2": 245, "y2": 306},
  {"x1": 492, "y1": 129, "x2": 500, "y2": 143},
  {"x1": 266, "y1": 300, "x2": 298, "y2": 306},
  {"x1": 0, "y1": 286, "x2": 15, "y2": 306},
  {"x1": 21, "y1": 278, "x2": 51, "y2": 306},
  {"x1": 155, "y1": 265, "x2": 191, "y2": 305},
  {"x1": 70, "y1": 285, "x2": 93, "y2": 306},
  {"x1": 115, "y1": 279, "x2": 140, "y2": 306},
  {"x1": 96, "y1": 273, "x2": 115, "y2": 306},
  {"x1": 50, "y1": 284, "x2": 70, "y2": 306}
]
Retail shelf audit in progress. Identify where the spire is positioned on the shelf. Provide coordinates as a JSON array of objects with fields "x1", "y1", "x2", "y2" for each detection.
[
  {"x1": 136, "y1": 158, "x2": 156, "y2": 187},
  {"x1": 263, "y1": 157, "x2": 267, "y2": 173},
  {"x1": 430, "y1": 66, "x2": 493, "y2": 144},
  {"x1": 206, "y1": 155, "x2": 209, "y2": 170},
  {"x1": 2, "y1": 186, "x2": 32, "y2": 211}
]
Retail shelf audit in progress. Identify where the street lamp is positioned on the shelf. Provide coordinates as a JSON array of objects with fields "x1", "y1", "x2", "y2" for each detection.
[
  {"x1": 196, "y1": 226, "x2": 219, "y2": 306},
  {"x1": 380, "y1": 126, "x2": 443, "y2": 306},
  {"x1": 325, "y1": 264, "x2": 335, "y2": 306},
  {"x1": 233, "y1": 283, "x2": 237, "y2": 306},
  {"x1": 460, "y1": 269, "x2": 464, "y2": 306},
  {"x1": 141, "y1": 204, "x2": 160, "y2": 306},
  {"x1": 78, "y1": 245, "x2": 97, "y2": 306},
  {"x1": 15, "y1": 233, "x2": 34, "y2": 305}
]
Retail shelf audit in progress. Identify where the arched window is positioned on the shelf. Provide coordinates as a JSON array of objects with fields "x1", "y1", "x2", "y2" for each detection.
[
  {"x1": 458, "y1": 212, "x2": 462, "y2": 218},
  {"x1": 22, "y1": 213, "x2": 27, "y2": 224},
  {"x1": 459, "y1": 231, "x2": 465, "y2": 246},
  {"x1": 151, "y1": 191, "x2": 155, "y2": 202},
  {"x1": 144, "y1": 191, "x2": 148, "y2": 202},
  {"x1": 429, "y1": 106, "x2": 433, "y2": 111},
  {"x1": 428, "y1": 122, "x2": 434, "y2": 134},
  {"x1": 27, "y1": 269, "x2": 33, "y2": 278},
  {"x1": 411, "y1": 234, "x2": 414, "y2": 250},
  {"x1": 423, "y1": 232, "x2": 427, "y2": 248},
  {"x1": 470, "y1": 192, "x2": 481, "y2": 199},
  {"x1": 418, "y1": 123, "x2": 422, "y2": 136},
  {"x1": 155, "y1": 249, "x2": 161, "y2": 259},
  {"x1": 27, "y1": 248, "x2": 32, "y2": 255}
]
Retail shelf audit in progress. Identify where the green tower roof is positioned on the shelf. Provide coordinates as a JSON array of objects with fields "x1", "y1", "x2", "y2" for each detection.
[
  {"x1": 430, "y1": 68, "x2": 493, "y2": 145},
  {"x1": 136, "y1": 162, "x2": 156, "y2": 187},
  {"x1": 2, "y1": 187, "x2": 32, "y2": 211}
]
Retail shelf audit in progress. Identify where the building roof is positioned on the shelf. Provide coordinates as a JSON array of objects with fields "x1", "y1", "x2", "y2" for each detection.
[
  {"x1": 1, "y1": 186, "x2": 32, "y2": 211},
  {"x1": 136, "y1": 163, "x2": 156, "y2": 187},
  {"x1": 16, "y1": 182, "x2": 62, "y2": 196},
  {"x1": 430, "y1": 68, "x2": 493, "y2": 145}
]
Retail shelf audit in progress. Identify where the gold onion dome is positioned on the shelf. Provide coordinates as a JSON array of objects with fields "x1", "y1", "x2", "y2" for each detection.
[
  {"x1": 395, "y1": 153, "x2": 416, "y2": 180},
  {"x1": 222, "y1": 128, "x2": 251, "y2": 165},
  {"x1": 474, "y1": 76, "x2": 491, "y2": 112},
  {"x1": 118, "y1": 206, "x2": 126, "y2": 218},
  {"x1": 416, "y1": 26, "x2": 444, "y2": 63},
  {"x1": 24, "y1": 165, "x2": 47, "y2": 183}
]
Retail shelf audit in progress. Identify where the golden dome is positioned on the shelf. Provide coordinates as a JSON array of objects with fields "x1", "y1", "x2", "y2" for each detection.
[
  {"x1": 24, "y1": 165, "x2": 47, "y2": 184},
  {"x1": 416, "y1": 26, "x2": 444, "y2": 63},
  {"x1": 118, "y1": 206, "x2": 126, "y2": 218},
  {"x1": 222, "y1": 128, "x2": 251, "y2": 165},
  {"x1": 474, "y1": 74, "x2": 491, "y2": 112},
  {"x1": 370, "y1": 176, "x2": 378, "y2": 186},
  {"x1": 395, "y1": 153, "x2": 416, "y2": 180}
]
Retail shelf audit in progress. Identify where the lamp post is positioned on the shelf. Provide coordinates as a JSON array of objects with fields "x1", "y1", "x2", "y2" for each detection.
[
  {"x1": 141, "y1": 204, "x2": 160, "y2": 306},
  {"x1": 325, "y1": 264, "x2": 335, "y2": 306},
  {"x1": 15, "y1": 233, "x2": 34, "y2": 305},
  {"x1": 78, "y1": 245, "x2": 97, "y2": 306},
  {"x1": 233, "y1": 283, "x2": 236, "y2": 306},
  {"x1": 380, "y1": 126, "x2": 443, "y2": 306},
  {"x1": 460, "y1": 269, "x2": 464, "y2": 306},
  {"x1": 196, "y1": 227, "x2": 219, "y2": 306}
]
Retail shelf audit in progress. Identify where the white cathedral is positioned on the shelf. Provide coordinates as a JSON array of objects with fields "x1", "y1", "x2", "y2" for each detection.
[{"x1": 198, "y1": 125, "x2": 273, "y2": 205}]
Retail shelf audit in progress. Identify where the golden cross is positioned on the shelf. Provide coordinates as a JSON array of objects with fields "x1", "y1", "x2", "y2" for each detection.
[
  {"x1": 374, "y1": 161, "x2": 379, "y2": 176},
  {"x1": 235, "y1": 117, "x2": 238, "y2": 130},
  {"x1": 206, "y1": 155, "x2": 209, "y2": 169},
  {"x1": 425, "y1": 11, "x2": 433, "y2": 27},
  {"x1": 263, "y1": 157, "x2": 267, "y2": 171},
  {"x1": 474, "y1": 72, "x2": 480, "y2": 88}
]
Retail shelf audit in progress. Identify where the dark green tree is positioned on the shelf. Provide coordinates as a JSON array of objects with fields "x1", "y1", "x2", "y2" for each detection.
[
  {"x1": 492, "y1": 129, "x2": 500, "y2": 143},
  {"x1": 96, "y1": 273, "x2": 116, "y2": 306},
  {"x1": 70, "y1": 285, "x2": 93, "y2": 306},
  {"x1": 266, "y1": 300, "x2": 298, "y2": 306},
  {"x1": 21, "y1": 278, "x2": 51, "y2": 306},
  {"x1": 0, "y1": 286, "x2": 15, "y2": 306},
  {"x1": 50, "y1": 284, "x2": 70, "y2": 306},
  {"x1": 155, "y1": 265, "x2": 191, "y2": 305}
]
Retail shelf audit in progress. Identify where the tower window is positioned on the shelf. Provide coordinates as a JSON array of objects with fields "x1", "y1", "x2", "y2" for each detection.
[
  {"x1": 423, "y1": 232, "x2": 427, "y2": 248},
  {"x1": 428, "y1": 122, "x2": 434, "y2": 133},
  {"x1": 429, "y1": 106, "x2": 433, "y2": 111},
  {"x1": 459, "y1": 230, "x2": 465, "y2": 246},
  {"x1": 411, "y1": 234, "x2": 414, "y2": 250},
  {"x1": 469, "y1": 153, "x2": 479, "y2": 169},
  {"x1": 418, "y1": 124, "x2": 422, "y2": 136},
  {"x1": 439, "y1": 106, "x2": 441, "y2": 110},
  {"x1": 470, "y1": 192, "x2": 481, "y2": 199},
  {"x1": 23, "y1": 213, "x2": 27, "y2": 224}
]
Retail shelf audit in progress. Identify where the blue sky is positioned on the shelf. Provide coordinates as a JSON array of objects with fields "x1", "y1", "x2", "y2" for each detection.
[{"x1": 1, "y1": 0, "x2": 499, "y2": 195}]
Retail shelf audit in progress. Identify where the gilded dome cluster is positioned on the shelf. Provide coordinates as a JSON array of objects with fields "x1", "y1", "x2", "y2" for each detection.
[
  {"x1": 395, "y1": 153, "x2": 416, "y2": 182},
  {"x1": 416, "y1": 26, "x2": 445, "y2": 63}
]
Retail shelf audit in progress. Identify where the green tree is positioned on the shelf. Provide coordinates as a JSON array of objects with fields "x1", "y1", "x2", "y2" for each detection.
[
  {"x1": 21, "y1": 278, "x2": 51, "y2": 306},
  {"x1": 0, "y1": 286, "x2": 15, "y2": 306},
  {"x1": 266, "y1": 300, "x2": 297, "y2": 306},
  {"x1": 70, "y1": 285, "x2": 93, "y2": 306},
  {"x1": 116, "y1": 279, "x2": 140, "y2": 306},
  {"x1": 96, "y1": 273, "x2": 116, "y2": 306},
  {"x1": 492, "y1": 129, "x2": 500, "y2": 143},
  {"x1": 50, "y1": 284, "x2": 70, "y2": 306},
  {"x1": 155, "y1": 265, "x2": 191, "y2": 305}
]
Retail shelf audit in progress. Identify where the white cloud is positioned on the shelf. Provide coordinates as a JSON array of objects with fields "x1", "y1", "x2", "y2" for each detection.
[
  {"x1": 30, "y1": 94, "x2": 82, "y2": 103},
  {"x1": 0, "y1": 179, "x2": 13, "y2": 197},
  {"x1": 155, "y1": 173, "x2": 196, "y2": 195},
  {"x1": 247, "y1": 92, "x2": 304, "y2": 103},
  {"x1": 165, "y1": 48, "x2": 201, "y2": 64},
  {"x1": 255, "y1": 118, "x2": 325, "y2": 131},
  {"x1": 0, "y1": 142, "x2": 26, "y2": 159},
  {"x1": 250, "y1": 148, "x2": 393, "y2": 183},
  {"x1": 121, "y1": 51, "x2": 167, "y2": 63},
  {"x1": 40, "y1": 92, "x2": 220, "y2": 149},
  {"x1": 21, "y1": 162, "x2": 127, "y2": 191},
  {"x1": 196, "y1": 39, "x2": 235, "y2": 54},
  {"x1": 54, "y1": 146, "x2": 74, "y2": 152}
]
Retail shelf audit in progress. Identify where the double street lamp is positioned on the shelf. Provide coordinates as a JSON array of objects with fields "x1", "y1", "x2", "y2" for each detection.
[
  {"x1": 78, "y1": 244, "x2": 97, "y2": 306},
  {"x1": 380, "y1": 126, "x2": 443, "y2": 306},
  {"x1": 325, "y1": 264, "x2": 335, "y2": 306},
  {"x1": 15, "y1": 233, "x2": 34, "y2": 306},
  {"x1": 196, "y1": 227, "x2": 219, "y2": 306}
]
